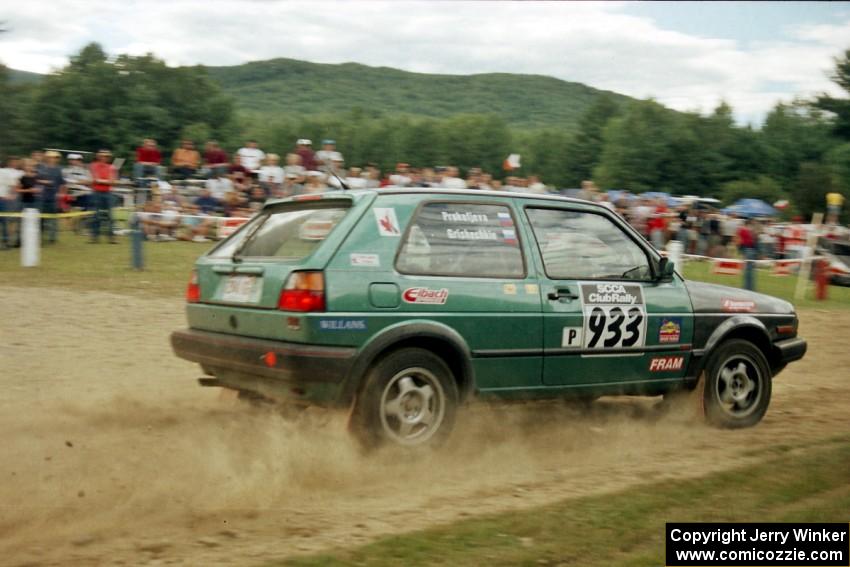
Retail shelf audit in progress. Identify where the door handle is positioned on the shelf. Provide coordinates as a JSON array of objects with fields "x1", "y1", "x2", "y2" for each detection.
[{"x1": 547, "y1": 288, "x2": 579, "y2": 301}]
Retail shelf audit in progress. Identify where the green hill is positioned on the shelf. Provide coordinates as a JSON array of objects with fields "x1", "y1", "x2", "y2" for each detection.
[
  {"x1": 7, "y1": 58, "x2": 635, "y2": 130},
  {"x1": 7, "y1": 68, "x2": 43, "y2": 85},
  {"x1": 203, "y1": 58, "x2": 633, "y2": 130}
]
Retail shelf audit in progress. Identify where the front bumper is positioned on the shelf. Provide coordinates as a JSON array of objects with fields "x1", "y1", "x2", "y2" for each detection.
[
  {"x1": 170, "y1": 328, "x2": 356, "y2": 405},
  {"x1": 775, "y1": 337, "x2": 807, "y2": 365}
]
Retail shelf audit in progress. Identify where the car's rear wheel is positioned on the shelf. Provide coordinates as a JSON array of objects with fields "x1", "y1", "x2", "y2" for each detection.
[
  {"x1": 703, "y1": 339, "x2": 772, "y2": 428},
  {"x1": 350, "y1": 348, "x2": 458, "y2": 449}
]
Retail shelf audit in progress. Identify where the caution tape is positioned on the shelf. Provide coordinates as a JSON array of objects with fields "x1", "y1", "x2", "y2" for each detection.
[{"x1": 0, "y1": 211, "x2": 95, "y2": 219}]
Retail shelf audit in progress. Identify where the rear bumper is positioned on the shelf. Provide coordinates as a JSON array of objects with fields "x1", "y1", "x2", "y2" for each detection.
[
  {"x1": 170, "y1": 328, "x2": 356, "y2": 405},
  {"x1": 775, "y1": 337, "x2": 807, "y2": 365}
]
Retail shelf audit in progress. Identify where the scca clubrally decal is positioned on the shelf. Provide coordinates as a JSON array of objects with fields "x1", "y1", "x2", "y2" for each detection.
[{"x1": 579, "y1": 283, "x2": 647, "y2": 349}]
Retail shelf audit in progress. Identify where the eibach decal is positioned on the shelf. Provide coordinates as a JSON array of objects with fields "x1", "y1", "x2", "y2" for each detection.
[{"x1": 402, "y1": 287, "x2": 449, "y2": 305}]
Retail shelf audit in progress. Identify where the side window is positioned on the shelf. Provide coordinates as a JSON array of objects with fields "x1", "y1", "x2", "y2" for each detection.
[
  {"x1": 526, "y1": 207, "x2": 652, "y2": 280},
  {"x1": 396, "y1": 202, "x2": 525, "y2": 278}
]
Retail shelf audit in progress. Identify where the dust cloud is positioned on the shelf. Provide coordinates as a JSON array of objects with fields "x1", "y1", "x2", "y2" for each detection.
[{"x1": 1, "y1": 286, "x2": 847, "y2": 566}]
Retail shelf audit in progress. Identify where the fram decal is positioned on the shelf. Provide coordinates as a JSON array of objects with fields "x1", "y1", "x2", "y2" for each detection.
[
  {"x1": 524, "y1": 284, "x2": 539, "y2": 295},
  {"x1": 658, "y1": 317, "x2": 682, "y2": 344},
  {"x1": 374, "y1": 208, "x2": 401, "y2": 236},
  {"x1": 649, "y1": 356, "x2": 685, "y2": 372},
  {"x1": 318, "y1": 318, "x2": 367, "y2": 331},
  {"x1": 403, "y1": 287, "x2": 449, "y2": 305},
  {"x1": 721, "y1": 298, "x2": 756, "y2": 313},
  {"x1": 350, "y1": 253, "x2": 380, "y2": 267},
  {"x1": 503, "y1": 283, "x2": 517, "y2": 295}
]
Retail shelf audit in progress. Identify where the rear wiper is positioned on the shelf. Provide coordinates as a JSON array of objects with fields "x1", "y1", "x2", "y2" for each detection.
[{"x1": 231, "y1": 214, "x2": 268, "y2": 263}]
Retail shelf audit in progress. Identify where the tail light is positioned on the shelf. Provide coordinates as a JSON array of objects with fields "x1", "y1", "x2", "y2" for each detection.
[
  {"x1": 186, "y1": 270, "x2": 200, "y2": 303},
  {"x1": 278, "y1": 271, "x2": 325, "y2": 312}
]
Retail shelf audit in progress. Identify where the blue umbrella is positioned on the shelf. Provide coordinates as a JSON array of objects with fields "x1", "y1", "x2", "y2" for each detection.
[
  {"x1": 641, "y1": 191, "x2": 681, "y2": 207},
  {"x1": 728, "y1": 198, "x2": 776, "y2": 218}
]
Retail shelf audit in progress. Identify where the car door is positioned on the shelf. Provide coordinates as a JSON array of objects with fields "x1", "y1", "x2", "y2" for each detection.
[{"x1": 524, "y1": 204, "x2": 693, "y2": 391}]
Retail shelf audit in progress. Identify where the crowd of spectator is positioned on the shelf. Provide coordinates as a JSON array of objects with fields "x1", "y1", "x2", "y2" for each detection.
[{"x1": 1, "y1": 136, "x2": 845, "y2": 251}]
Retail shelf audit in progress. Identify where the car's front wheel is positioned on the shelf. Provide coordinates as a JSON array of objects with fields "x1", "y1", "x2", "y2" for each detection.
[
  {"x1": 350, "y1": 348, "x2": 458, "y2": 449},
  {"x1": 703, "y1": 339, "x2": 772, "y2": 428}
]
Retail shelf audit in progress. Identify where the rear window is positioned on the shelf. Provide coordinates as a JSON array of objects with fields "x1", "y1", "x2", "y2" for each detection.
[
  {"x1": 395, "y1": 202, "x2": 525, "y2": 278},
  {"x1": 208, "y1": 204, "x2": 349, "y2": 260}
]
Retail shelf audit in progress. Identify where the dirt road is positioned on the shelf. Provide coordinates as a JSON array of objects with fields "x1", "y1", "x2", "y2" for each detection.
[{"x1": 1, "y1": 285, "x2": 848, "y2": 566}]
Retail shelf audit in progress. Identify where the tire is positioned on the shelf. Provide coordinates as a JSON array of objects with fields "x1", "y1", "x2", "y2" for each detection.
[
  {"x1": 703, "y1": 339, "x2": 772, "y2": 428},
  {"x1": 349, "y1": 348, "x2": 459, "y2": 449}
]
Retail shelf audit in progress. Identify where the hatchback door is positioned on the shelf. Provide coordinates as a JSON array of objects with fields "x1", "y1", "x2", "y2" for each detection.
[
  {"x1": 187, "y1": 196, "x2": 363, "y2": 342},
  {"x1": 524, "y1": 205, "x2": 693, "y2": 391}
]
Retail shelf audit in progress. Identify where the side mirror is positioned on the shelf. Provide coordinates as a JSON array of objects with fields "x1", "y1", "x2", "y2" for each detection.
[{"x1": 657, "y1": 257, "x2": 675, "y2": 281}]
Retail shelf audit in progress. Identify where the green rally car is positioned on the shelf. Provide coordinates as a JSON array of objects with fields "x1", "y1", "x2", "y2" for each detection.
[{"x1": 171, "y1": 189, "x2": 807, "y2": 447}]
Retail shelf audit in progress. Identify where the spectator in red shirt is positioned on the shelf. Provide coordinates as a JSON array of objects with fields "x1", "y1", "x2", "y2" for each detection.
[
  {"x1": 228, "y1": 154, "x2": 250, "y2": 192},
  {"x1": 648, "y1": 199, "x2": 669, "y2": 249},
  {"x1": 203, "y1": 140, "x2": 229, "y2": 178},
  {"x1": 89, "y1": 149, "x2": 118, "y2": 244},
  {"x1": 133, "y1": 138, "x2": 163, "y2": 186},
  {"x1": 295, "y1": 139, "x2": 317, "y2": 171}
]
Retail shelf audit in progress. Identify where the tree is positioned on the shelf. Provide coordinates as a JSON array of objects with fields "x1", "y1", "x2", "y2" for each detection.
[
  {"x1": 562, "y1": 95, "x2": 619, "y2": 185},
  {"x1": 0, "y1": 63, "x2": 35, "y2": 158},
  {"x1": 813, "y1": 48, "x2": 850, "y2": 140},
  {"x1": 27, "y1": 43, "x2": 236, "y2": 159},
  {"x1": 791, "y1": 162, "x2": 834, "y2": 220},
  {"x1": 761, "y1": 100, "x2": 834, "y2": 191},
  {"x1": 593, "y1": 100, "x2": 675, "y2": 192},
  {"x1": 720, "y1": 176, "x2": 786, "y2": 206}
]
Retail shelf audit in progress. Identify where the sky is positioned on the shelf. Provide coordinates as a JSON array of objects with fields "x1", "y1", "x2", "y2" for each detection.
[{"x1": 2, "y1": 1, "x2": 849, "y2": 125}]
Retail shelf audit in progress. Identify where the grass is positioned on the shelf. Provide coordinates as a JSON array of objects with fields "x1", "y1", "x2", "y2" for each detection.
[
  {"x1": 680, "y1": 260, "x2": 850, "y2": 310},
  {"x1": 0, "y1": 230, "x2": 209, "y2": 298},
  {"x1": 1, "y1": 229, "x2": 849, "y2": 309},
  {"x1": 265, "y1": 436, "x2": 850, "y2": 567}
]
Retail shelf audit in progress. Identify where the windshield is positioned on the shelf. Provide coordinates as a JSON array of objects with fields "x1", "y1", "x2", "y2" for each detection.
[{"x1": 207, "y1": 204, "x2": 349, "y2": 260}]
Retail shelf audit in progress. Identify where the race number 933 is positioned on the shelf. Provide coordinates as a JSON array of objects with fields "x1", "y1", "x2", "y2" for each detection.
[{"x1": 585, "y1": 305, "x2": 645, "y2": 348}]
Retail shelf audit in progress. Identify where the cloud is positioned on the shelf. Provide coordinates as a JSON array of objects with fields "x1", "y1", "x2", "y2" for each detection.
[{"x1": 1, "y1": 1, "x2": 848, "y2": 124}]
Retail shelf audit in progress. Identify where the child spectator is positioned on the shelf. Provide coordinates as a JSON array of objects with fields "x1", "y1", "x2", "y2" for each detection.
[
  {"x1": 258, "y1": 154, "x2": 284, "y2": 194},
  {"x1": 284, "y1": 153, "x2": 306, "y2": 182}
]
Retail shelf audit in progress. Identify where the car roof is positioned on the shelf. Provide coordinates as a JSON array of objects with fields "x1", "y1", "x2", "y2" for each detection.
[{"x1": 266, "y1": 187, "x2": 609, "y2": 212}]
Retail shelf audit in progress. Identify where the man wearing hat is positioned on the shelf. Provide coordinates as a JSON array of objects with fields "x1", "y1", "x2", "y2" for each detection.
[
  {"x1": 36, "y1": 151, "x2": 66, "y2": 244},
  {"x1": 295, "y1": 139, "x2": 317, "y2": 171},
  {"x1": 63, "y1": 153, "x2": 93, "y2": 233},
  {"x1": 89, "y1": 149, "x2": 118, "y2": 244},
  {"x1": 316, "y1": 139, "x2": 344, "y2": 174}
]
